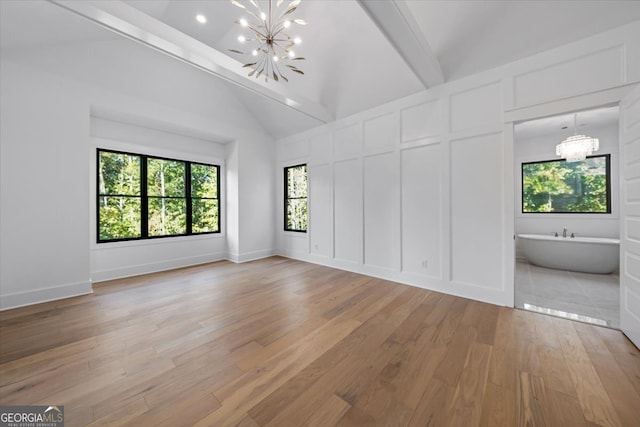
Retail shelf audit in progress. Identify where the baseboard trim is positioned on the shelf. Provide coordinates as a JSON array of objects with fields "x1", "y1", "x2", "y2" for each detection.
[
  {"x1": 0, "y1": 280, "x2": 93, "y2": 311},
  {"x1": 277, "y1": 252, "x2": 512, "y2": 307},
  {"x1": 226, "y1": 249, "x2": 276, "y2": 263},
  {"x1": 91, "y1": 252, "x2": 228, "y2": 283}
]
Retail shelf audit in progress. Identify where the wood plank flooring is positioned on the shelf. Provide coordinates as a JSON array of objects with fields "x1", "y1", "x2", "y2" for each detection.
[{"x1": 1, "y1": 257, "x2": 639, "y2": 426}]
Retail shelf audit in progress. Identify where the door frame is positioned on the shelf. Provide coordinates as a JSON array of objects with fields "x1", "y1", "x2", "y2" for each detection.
[{"x1": 503, "y1": 83, "x2": 639, "y2": 310}]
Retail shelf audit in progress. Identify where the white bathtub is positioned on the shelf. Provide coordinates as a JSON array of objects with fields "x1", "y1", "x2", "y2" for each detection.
[{"x1": 517, "y1": 234, "x2": 620, "y2": 274}]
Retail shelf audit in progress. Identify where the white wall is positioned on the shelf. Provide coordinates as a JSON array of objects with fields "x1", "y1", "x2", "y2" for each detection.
[
  {"x1": 276, "y1": 21, "x2": 640, "y2": 307},
  {"x1": 1, "y1": 36, "x2": 276, "y2": 309},
  {"x1": 515, "y1": 122, "x2": 620, "y2": 257},
  {"x1": 233, "y1": 134, "x2": 277, "y2": 262},
  {"x1": 0, "y1": 60, "x2": 91, "y2": 309}
]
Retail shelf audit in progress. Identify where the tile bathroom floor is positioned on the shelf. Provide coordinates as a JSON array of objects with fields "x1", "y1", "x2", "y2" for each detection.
[{"x1": 515, "y1": 259, "x2": 620, "y2": 329}]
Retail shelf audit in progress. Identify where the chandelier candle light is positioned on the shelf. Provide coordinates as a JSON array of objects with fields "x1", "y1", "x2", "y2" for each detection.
[
  {"x1": 556, "y1": 113, "x2": 600, "y2": 162},
  {"x1": 230, "y1": 0, "x2": 306, "y2": 82}
]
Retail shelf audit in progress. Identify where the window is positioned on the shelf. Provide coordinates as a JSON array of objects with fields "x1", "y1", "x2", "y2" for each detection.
[
  {"x1": 522, "y1": 154, "x2": 610, "y2": 213},
  {"x1": 97, "y1": 151, "x2": 142, "y2": 240},
  {"x1": 284, "y1": 164, "x2": 307, "y2": 232},
  {"x1": 97, "y1": 149, "x2": 220, "y2": 242}
]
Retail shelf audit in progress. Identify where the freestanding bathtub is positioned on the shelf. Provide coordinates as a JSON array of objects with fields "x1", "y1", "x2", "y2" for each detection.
[{"x1": 518, "y1": 234, "x2": 620, "y2": 274}]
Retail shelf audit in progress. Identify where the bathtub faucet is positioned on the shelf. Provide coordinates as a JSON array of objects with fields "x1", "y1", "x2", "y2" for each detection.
[{"x1": 563, "y1": 227, "x2": 567, "y2": 238}]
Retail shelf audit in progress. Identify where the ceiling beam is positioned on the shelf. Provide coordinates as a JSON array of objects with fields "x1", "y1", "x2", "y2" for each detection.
[
  {"x1": 356, "y1": 0, "x2": 444, "y2": 89},
  {"x1": 49, "y1": 0, "x2": 334, "y2": 124}
]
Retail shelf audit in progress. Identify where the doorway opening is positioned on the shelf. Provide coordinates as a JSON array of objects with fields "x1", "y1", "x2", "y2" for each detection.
[{"x1": 513, "y1": 105, "x2": 620, "y2": 329}]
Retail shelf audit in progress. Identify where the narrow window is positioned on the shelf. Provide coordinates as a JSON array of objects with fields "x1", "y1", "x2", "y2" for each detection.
[
  {"x1": 191, "y1": 163, "x2": 220, "y2": 233},
  {"x1": 284, "y1": 164, "x2": 308, "y2": 232},
  {"x1": 98, "y1": 150, "x2": 142, "y2": 241},
  {"x1": 522, "y1": 154, "x2": 611, "y2": 213},
  {"x1": 147, "y1": 157, "x2": 187, "y2": 237}
]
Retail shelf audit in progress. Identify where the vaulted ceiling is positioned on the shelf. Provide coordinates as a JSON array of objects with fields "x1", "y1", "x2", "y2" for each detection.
[{"x1": 2, "y1": 1, "x2": 640, "y2": 139}]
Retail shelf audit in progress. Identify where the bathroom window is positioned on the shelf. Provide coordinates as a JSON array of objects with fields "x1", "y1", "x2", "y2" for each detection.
[
  {"x1": 522, "y1": 154, "x2": 610, "y2": 213},
  {"x1": 284, "y1": 164, "x2": 307, "y2": 232},
  {"x1": 97, "y1": 149, "x2": 220, "y2": 242}
]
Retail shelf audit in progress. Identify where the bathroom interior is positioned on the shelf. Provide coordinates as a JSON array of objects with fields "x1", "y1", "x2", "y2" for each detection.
[{"x1": 514, "y1": 105, "x2": 621, "y2": 329}]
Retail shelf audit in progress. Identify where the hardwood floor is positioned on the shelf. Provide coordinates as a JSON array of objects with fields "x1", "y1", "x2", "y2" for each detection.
[{"x1": 1, "y1": 256, "x2": 639, "y2": 426}]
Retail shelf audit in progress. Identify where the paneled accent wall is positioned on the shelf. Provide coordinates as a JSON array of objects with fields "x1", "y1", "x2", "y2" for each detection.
[
  {"x1": 278, "y1": 85, "x2": 508, "y2": 305},
  {"x1": 277, "y1": 21, "x2": 640, "y2": 307}
]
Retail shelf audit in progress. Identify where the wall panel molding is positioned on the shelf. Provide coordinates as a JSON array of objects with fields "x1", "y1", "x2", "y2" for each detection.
[
  {"x1": 449, "y1": 81, "x2": 503, "y2": 133},
  {"x1": 363, "y1": 112, "x2": 398, "y2": 155},
  {"x1": 333, "y1": 123, "x2": 362, "y2": 161},
  {"x1": 401, "y1": 100, "x2": 440, "y2": 143},
  {"x1": 514, "y1": 45, "x2": 625, "y2": 108}
]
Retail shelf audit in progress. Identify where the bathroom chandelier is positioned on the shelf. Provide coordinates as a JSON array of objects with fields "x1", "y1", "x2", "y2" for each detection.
[
  {"x1": 230, "y1": 0, "x2": 306, "y2": 82},
  {"x1": 556, "y1": 113, "x2": 599, "y2": 162}
]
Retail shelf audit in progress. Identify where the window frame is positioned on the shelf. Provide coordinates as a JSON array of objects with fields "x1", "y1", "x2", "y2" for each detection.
[
  {"x1": 284, "y1": 163, "x2": 308, "y2": 233},
  {"x1": 97, "y1": 148, "x2": 221, "y2": 243},
  {"x1": 521, "y1": 154, "x2": 611, "y2": 214}
]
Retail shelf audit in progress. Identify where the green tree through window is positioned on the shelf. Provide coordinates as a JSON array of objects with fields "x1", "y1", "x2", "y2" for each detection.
[
  {"x1": 191, "y1": 163, "x2": 219, "y2": 233},
  {"x1": 285, "y1": 164, "x2": 307, "y2": 232},
  {"x1": 147, "y1": 158, "x2": 186, "y2": 237},
  {"x1": 98, "y1": 151, "x2": 142, "y2": 240},
  {"x1": 97, "y1": 149, "x2": 220, "y2": 242},
  {"x1": 522, "y1": 155, "x2": 610, "y2": 213}
]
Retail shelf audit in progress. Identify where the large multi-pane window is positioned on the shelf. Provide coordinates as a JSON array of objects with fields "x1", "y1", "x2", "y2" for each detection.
[
  {"x1": 522, "y1": 154, "x2": 610, "y2": 213},
  {"x1": 284, "y1": 164, "x2": 307, "y2": 232},
  {"x1": 97, "y1": 149, "x2": 220, "y2": 242}
]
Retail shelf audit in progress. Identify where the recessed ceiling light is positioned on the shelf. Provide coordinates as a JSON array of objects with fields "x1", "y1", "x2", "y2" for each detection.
[{"x1": 196, "y1": 14, "x2": 207, "y2": 24}]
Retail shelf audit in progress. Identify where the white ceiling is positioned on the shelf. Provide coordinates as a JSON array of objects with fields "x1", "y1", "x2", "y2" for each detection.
[
  {"x1": 120, "y1": 0, "x2": 424, "y2": 122},
  {"x1": 2, "y1": 1, "x2": 640, "y2": 139},
  {"x1": 404, "y1": 1, "x2": 640, "y2": 81}
]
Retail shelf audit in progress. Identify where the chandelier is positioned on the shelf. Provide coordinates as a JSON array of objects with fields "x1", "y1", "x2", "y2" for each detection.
[
  {"x1": 556, "y1": 113, "x2": 599, "y2": 162},
  {"x1": 230, "y1": 0, "x2": 306, "y2": 82}
]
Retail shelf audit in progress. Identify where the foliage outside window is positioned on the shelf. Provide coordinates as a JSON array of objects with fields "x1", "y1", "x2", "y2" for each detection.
[
  {"x1": 284, "y1": 164, "x2": 307, "y2": 232},
  {"x1": 98, "y1": 149, "x2": 220, "y2": 242},
  {"x1": 522, "y1": 154, "x2": 610, "y2": 213}
]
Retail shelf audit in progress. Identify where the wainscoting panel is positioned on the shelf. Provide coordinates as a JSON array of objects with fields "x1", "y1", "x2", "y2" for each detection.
[
  {"x1": 363, "y1": 112, "x2": 398, "y2": 155},
  {"x1": 364, "y1": 152, "x2": 397, "y2": 270},
  {"x1": 450, "y1": 132, "x2": 504, "y2": 289},
  {"x1": 449, "y1": 82, "x2": 503, "y2": 134},
  {"x1": 334, "y1": 159, "x2": 363, "y2": 264},
  {"x1": 309, "y1": 163, "x2": 333, "y2": 258},
  {"x1": 309, "y1": 132, "x2": 332, "y2": 165},
  {"x1": 333, "y1": 123, "x2": 361, "y2": 161},
  {"x1": 401, "y1": 100, "x2": 440, "y2": 143},
  {"x1": 514, "y1": 45, "x2": 625, "y2": 108},
  {"x1": 401, "y1": 144, "x2": 442, "y2": 278}
]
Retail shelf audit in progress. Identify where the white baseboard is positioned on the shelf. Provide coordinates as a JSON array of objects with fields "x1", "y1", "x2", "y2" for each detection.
[
  {"x1": 1, "y1": 249, "x2": 279, "y2": 311},
  {"x1": 276, "y1": 251, "x2": 512, "y2": 307},
  {"x1": 91, "y1": 251, "x2": 228, "y2": 282},
  {"x1": 0, "y1": 280, "x2": 93, "y2": 311},
  {"x1": 226, "y1": 248, "x2": 276, "y2": 263}
]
